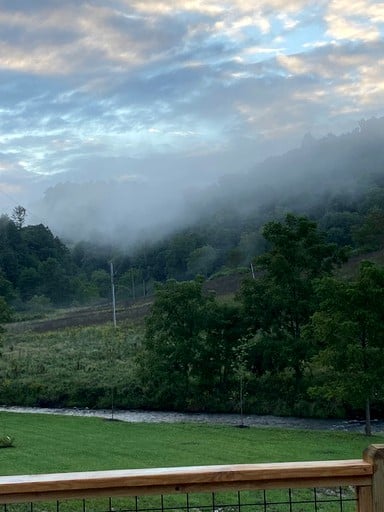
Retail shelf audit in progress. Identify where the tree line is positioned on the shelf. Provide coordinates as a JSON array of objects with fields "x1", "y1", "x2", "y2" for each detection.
[
  {"x1": 1, "y1": 207, "x2": 384, "y2": 430},
  {"x1": 136, "y1": 214, "x2": 384, "y2": 434},
  {"x1": 3, "y1": 118, "x2": 384, "y2": 313},
  {"x1": 3, "y1": 175, "x2": 384, "y2": 315}
]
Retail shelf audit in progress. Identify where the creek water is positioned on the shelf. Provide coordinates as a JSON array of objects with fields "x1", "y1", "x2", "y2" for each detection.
[{"x1": 0, "y1": 406, "x2": 382, "y2": 433}]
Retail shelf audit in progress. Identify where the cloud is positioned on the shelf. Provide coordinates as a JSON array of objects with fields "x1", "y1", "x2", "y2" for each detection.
[
  {"x1": 0, "y1": 0, "x2": 383, "y2": 238},
  {"x1": 326, "y1": 0, "x2": 384, "y2": 42}
]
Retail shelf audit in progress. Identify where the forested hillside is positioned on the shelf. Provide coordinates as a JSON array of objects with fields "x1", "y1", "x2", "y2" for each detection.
[
  {"x1": 2, "y1": 118, "x2": 384, "y2": 311},
  {"x1": 2, "y1": 213, "x2": 384, "y2": 433}
]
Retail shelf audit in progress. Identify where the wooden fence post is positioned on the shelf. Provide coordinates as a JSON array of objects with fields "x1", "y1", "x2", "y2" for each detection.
[{"x1": 362, "y1": 445, "x2": 384, "y2": 512}]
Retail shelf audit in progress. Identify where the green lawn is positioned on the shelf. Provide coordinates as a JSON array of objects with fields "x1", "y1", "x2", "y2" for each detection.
[{"x1": 0, "y1": 412, "x2": 382, "y2": 476}]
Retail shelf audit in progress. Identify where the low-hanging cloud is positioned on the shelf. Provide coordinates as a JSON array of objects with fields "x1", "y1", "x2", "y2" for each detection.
[{"x1": 0, "y1": 0, "x2": 383, "y2": 244}]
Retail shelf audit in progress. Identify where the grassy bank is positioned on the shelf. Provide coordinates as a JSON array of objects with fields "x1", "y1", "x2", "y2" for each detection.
[
  {"x1": 0, "y1": 412, "x2": 382, "y2": 475},
  {"x1": 0, "y1": 323, "x2": 144, "y2": 408}
]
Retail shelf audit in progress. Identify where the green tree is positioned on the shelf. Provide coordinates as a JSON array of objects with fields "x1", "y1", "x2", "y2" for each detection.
[
  {"x1": 90, "y1": 269, "x2": 110, "y2": 299},
  {"x1": 18, "y1": 267, "x2": 40, "y2": 301},
  {"x1": 238, "y1": 213, "x2": 345, "y2": 399},
  {"x1": 0, "y1": 297, "x2": 12, "y2": 326},
  {"x1": 117, "y1": 268, "x2": 145, "y2": 300},
  {"x1": 72, "y1": 275, "x2": 99, "y2": 304},
  {"x1": 137, "y1": 279, "x2": 244, "y2": 410},
  {"x1": 164, "y1": 232, "x2": 202, "y2": 280},
  {"x1": 198, "y1": 301, "x2": 245, "y2": 406},
  {"x1": 11, "y1": 205, "x2": 26, "y2": 229},
  {"x1": 187, "y1": 245, "x2": 217, "y2": 277},
  {"x1": 353, "y1": 207, "x2": 384, "y2": 251},
  {"x1": 138, "y1": 279, "x2": 214, "y2": 409},
  {"x1": 39, "y1": 258, "x2": 73, "y2": 305},
  {"x1": 319, "y1": 211, "x2": 360, "y2": 246},
  {"x1": 0, "y1": 215, "x2": 22, "y2": 284},
  {"x1": 0, "y1": 271, "x2": 15, "y2": 303},
  {"x1": 309, "y1": 261, "x2": 384, "y2": 434}
]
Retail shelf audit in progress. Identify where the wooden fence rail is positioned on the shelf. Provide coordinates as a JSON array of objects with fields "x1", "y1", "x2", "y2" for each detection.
[{"x1": 0, "y1": 444, "x2": 383, "y2": 512}]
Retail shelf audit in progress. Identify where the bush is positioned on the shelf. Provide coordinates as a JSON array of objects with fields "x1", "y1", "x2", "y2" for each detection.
[{"x1": 0, "y1": 435, "x2": 14, "y2": 448}]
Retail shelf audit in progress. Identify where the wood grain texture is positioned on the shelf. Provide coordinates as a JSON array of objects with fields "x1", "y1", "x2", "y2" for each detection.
[
  {"x1": 357, "y1": 485, "x2": 373, "y2": 512},
  {"x1": 0, "y1": 459, "x2": 373, "y2": 503},
  {"x1": 364, "y1": 445, "x2": 384, "y2": 512}
]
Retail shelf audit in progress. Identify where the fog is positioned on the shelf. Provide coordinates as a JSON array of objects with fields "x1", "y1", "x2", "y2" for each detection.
[
  {"x1": 28, "y1": 145, "x2": 260, "y2": 248},
  {"x1": 1, "y1": 2, "x2": 383, "y2": 248},
  {"x1": 28, "y1": 117, "x2": 384, "y2": 250}
]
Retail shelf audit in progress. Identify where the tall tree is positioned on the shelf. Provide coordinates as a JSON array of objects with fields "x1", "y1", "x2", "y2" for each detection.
[
  {"x1": 309, "y1": 261, "x2": 384, "y2": 434},
  {"x1": 238, "y1": 214, "x2": 346, "y2": 395},
  {"x1": 138, "y1": 279, "x2": 215, "y2": 408},
  {"x1": 137, "y1": 278, "x2": 244, "y2": 410},
  {"x1": 11, "y1": 206, "x2": 26, "y2": 229}
]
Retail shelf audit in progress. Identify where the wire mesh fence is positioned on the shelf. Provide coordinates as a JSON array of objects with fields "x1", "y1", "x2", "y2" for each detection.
[{"x1": 1, "y1": 487, "x2": 357, "y2": 512}]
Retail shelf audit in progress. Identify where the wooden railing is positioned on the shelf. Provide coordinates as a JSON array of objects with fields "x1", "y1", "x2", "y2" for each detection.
[{"x1": 0, "y1": 444, "x2": 383, "y2": 512}]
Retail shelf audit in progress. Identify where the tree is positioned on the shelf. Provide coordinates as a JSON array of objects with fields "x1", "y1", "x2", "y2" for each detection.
[
  {"x1": 309, "y1": 261, "x2": 384, "y2": 434},
  {"x1": 231, "y1": 337, "x2": 253, "y2": 425},
  {"x1": 17, "y1": 267, "x2": 40, "y2": 301},
  {"x1": 21, "y1": 224, "x2": 71, "y2": 265},
  {"x1": 164, "y1": 232, "x2": 202, "y2": 280},
  {"x1": 319, "y1": 211, "x2": 360, "y2": 246},
  {"x1": 238, "y1": 214, "x2": 346, "y2": 397},
  {"x1": 137, "y1": 279, "x2": 214, "y2": 408},
  {"x1": 353, "y1": 208, "x2": 384, "y2": 251},
  {"x1": 0, "y1": 297, "x2": 11, "y2": 327},
  {"x1": 198, "y1": 301, "x2": 245, "y2": 404},
  {"x1": 90, "y1": 269, "x2": 110, "y2": 299},
  {"x1": 11, "y1": 206, "x2": 26, "y2": 229},
  {"x1": 137, "y1": 278, "x2": 245, "y2": 410},
  {"x1": 0, "y1": 215, "x2": 22, "y2": 284},
  {"x1": 117, "y1": 268, "x2": 144, "y2": 300},
  {"x1": 0, "y1": 271, "x2": 15, "y2": 303},
  {"x1": 187, "y1": 245, "x2": 217, "y2": 277},
  {"x1": 39, "y1": 257, "x2": 73, "y2": 305}
]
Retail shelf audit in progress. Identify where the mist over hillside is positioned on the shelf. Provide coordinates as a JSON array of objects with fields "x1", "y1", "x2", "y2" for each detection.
[
  {"x1": 199, "y1": 117, "x2": 384, "y2": 215},
  {"x1": 32, "y1": 117, "x2": 384, "y2": 249}
]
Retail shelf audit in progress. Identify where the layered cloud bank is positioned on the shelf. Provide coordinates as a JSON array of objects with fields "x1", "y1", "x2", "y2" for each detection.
[{"x1": 0, "y1": 1, "x2": 383, "y2": 218}]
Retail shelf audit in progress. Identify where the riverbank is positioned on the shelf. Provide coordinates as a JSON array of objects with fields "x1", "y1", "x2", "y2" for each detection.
[
  {"x1": 1, "y1": 411, "x2": 382, "y2": 476},
  {"x1": 0, "y1": 406, "x2": 382, "y2": 433}
]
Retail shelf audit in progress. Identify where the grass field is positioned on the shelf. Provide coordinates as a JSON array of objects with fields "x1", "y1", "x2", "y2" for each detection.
[
  {"x1": 0, "y1": 322, "x2": 144, "y2": 408},
  {"x1": 0, "y1": 412, "x2": 382, "y2": 476}
]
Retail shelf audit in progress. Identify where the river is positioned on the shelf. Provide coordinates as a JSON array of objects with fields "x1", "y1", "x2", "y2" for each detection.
[{"x1": 0, "y1": 406, "x2": 382, "y2": 433}]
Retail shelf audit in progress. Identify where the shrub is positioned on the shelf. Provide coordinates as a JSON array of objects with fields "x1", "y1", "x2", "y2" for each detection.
[{"x1": 0, "y1": 435, "x2": 14, "y2": 448}]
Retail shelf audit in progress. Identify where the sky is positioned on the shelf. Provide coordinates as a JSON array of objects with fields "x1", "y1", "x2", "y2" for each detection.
[{"x1": 0, "y1": 0, "x2": 384, "y2": 221}]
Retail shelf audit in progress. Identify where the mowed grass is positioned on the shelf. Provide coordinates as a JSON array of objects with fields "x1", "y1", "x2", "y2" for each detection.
[{"x1": 0, "y1": 412, "x2": 383, "y2": 476}]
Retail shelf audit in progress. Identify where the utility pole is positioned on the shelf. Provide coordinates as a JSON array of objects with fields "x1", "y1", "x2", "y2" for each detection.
[
  {"x1": 110, "y1": 262, "x2": 117, "y2": 328},
  {"x1": 109, "y1": 261, "x2": 117, "y2": 421}
]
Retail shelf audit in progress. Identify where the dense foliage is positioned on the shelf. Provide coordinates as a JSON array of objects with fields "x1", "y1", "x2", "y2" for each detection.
[
  {"x1": 136, "y1": 215, "x2": 384, "y2": 432},
  {"x1": 0, "y1": 213, "x2": 75, "y2": 307},
  {"x1": 2, "y1": 120, "x2": 384, "y2": 425},
  {"x1": 1, "y1": 213, "x2": 384, "y2": 429}
]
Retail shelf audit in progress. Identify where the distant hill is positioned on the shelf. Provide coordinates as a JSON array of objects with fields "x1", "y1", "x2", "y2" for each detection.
[
  {"x1": 32, "y1": 117, "x2": 384, "y2": 250},
  {"x1": 193, "y1": 116, "x2": 384, "y2": 219},
  {"x1": 13, "y1": 116, "x2": 384, "y2": 302}
]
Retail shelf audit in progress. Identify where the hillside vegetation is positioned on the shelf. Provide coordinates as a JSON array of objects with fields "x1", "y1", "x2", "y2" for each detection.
[
  {"x1": 2, "y1": 119, "x2": 384, "y2": 425},
  {"x1": 1, "y1": 117, "x2": 384, "y2": 312}
]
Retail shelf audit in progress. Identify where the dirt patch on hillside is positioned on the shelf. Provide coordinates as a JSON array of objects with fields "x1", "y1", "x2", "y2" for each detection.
[
  {"x1": 203, "y1": 273, "x2": 244, "y2": 296},
  {"x1": 6, "y1": 273, "x2": 245, "y2": 333},
  {"x1": 6, "y1": 299, "x2": 152, "y2": 333}
]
